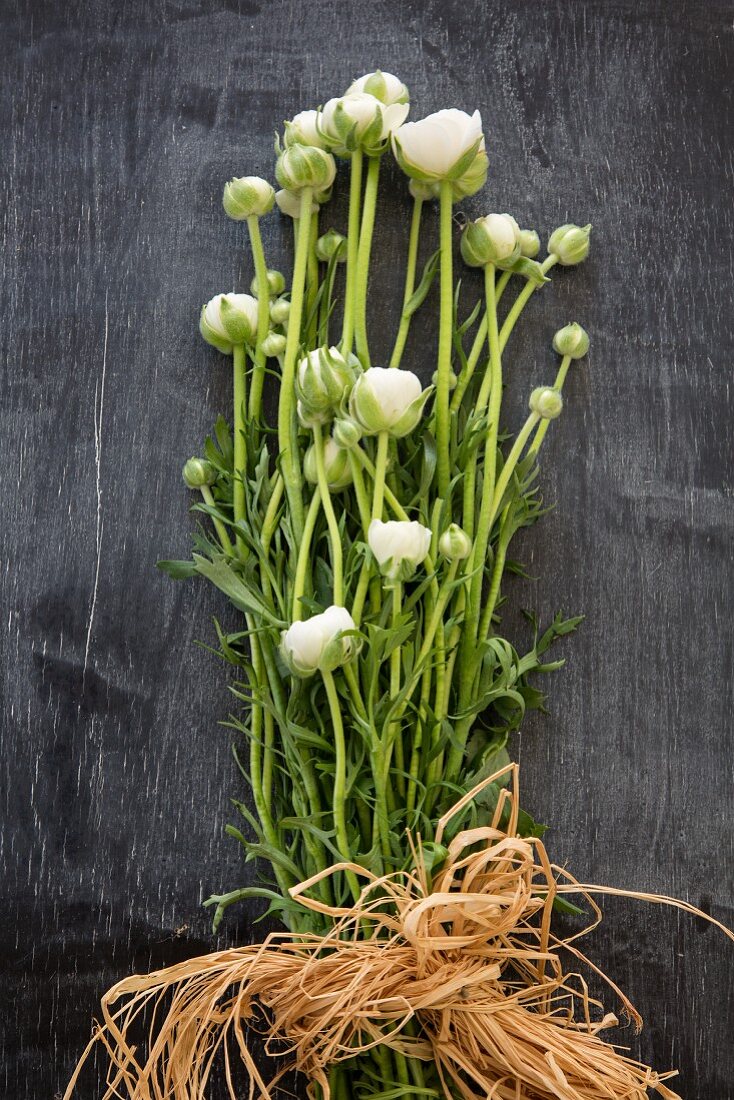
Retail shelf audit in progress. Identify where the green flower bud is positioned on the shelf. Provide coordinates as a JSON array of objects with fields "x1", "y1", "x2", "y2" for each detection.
[
  {"x1": 297, "y1": 401, "x2": 332, "y2": 430},
  {"x1": 519, "y1": 229, "x2": 541, "y2": 258},
  {"x1": 199, "y1": 293, "x2": 259, "y2": 353},
  {"x1": 332, "y1": 417, "x2": 362, "y2": 450},
  {"x1": 275, "y1": 188, "x2": 319, "y2": 219},
  {"x1": 461, "y1": 213, "x2": 521, "y2": 269},
  {"x1": 438, "y1": 523, "x2": 472, "y2": 561},
  {"x1": 315, "y1": 229, "x2": 347, "y2": 263},
  {"x1": 548, "y1": 223, "x2": 592, "y2": 266},
  {"x1": 409, "y1": 179, "x2": 439, "y2": 202},
  {"x1": 303, "y1": 437, "x2": 353, "y2": 491},
  {"x1": 222, "y1": 176, "x2": 275, "y2": 220},
  {"x1": 182, "y1": 457, "x2": 217, "y2": 489},
  {"x1": 260, "y1": 331, "x2": 287, "y2": 358},
  {"x1": 250, "y1": 269, "x2": 286, "y2": 298},
  {"x1": 431, "y1": 369, "x2": 457, "y2": 391},
  {"x1": 270, "y1": 297, "x2": 291, "y2": 326},
  {"x1": 275, "y1": 143, "x2": 336, "y2": 193},
  {"x1": 350, "y1": 367, "x2": 431, "y2": 438},
  {"x1": 529, "y1": 386, "x2": 563, "y2": 420},
  {"x1": 296, "y1": 346, "x2": 360, "y2": 418},
  {"x1": 552, "y1": 322, "x2": 589, "y2": 359}
]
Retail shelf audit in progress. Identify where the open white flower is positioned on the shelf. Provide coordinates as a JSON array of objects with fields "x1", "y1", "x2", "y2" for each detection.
[
  {"x1": 347, "y1": 70, "x2": 409, "y2": 107},
  {"x1": 320, "y1": 92, "x2": 409, "y2": 155},
  {"x1": 392, "y1": 108, "x2": 484, "y2": 182},
  {"x1": 368, "y1": 519, "x2": 432, "y2": 582},
  {"x1": 349, "y1": 367, "x2": 430, "y2": 437},
  {"x1": 281, "y1": 606, "x2": 358, "y2": 676},
  {"x1": 199, "y1": 293, "x2": 259, "y2": 353}
]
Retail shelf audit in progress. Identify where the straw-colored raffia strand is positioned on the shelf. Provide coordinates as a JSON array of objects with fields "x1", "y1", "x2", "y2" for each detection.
[{"x1": 64, "y1": 765, "x2": 732, "y2": 1100}]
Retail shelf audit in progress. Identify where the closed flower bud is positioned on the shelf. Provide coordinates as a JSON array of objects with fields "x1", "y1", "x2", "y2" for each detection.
[
  {"x1": 270, "y1": 297, "x2": 291, "y2": 325},
  {"x1": 552, "y1": 322, "x2": 589, "y2": 359},
  {"x1": 519, "y1": 229, "x2": 541, "y2": 258},
  {"x1": 303, "y1": 437, "x2": 353, "y2": 490},
  {"x1": 260, "y1": 331, "x2": 287, "y2": 357},
  {"x1": 348, "y1": 70, "x2": 409, "y2": 107},
  {"x1": 315, "y1": 228, "x2": 347, "y2": 263},
  {"x1": 297, "y1": 400, "x2": 332, "y2": 429},
  {"x1": 275, "y1": 188, "x2": 319, "y2": 219},
  {"x1": 319, "y1": 91, "x2": 409, "y2": 156},
  {"x1": 461, "y1": 213, "x2": 521, "y2": 269},
  {"x1": 284, "y1": 109, "x2": 328, "y2": 150},
  {"x1": 349, "y1": 367, "x2": 430, "y2": 438},
  {"x1": 392, "y1": 109, "x2": 485, "y2": 185},
  {"x1": 368, "y1": 519, "x2": 432, "y2": 582},
  {"x1": 250, "y1": 269, "x2": 286, "y2": 298},
  {"x1": 281, "y1": 605, "x2": 358, "y2": 677},
  {"x1": 409, "y1": 179, "x2": 440, "y2": 201},
  {"x1": 182, "y1": 457, "x2": 217, "y2": 489},
  {"x1": 199, "y1": 293, "x2": 259, "y2": 353},
  {"x1": 431, "y1": 369, "x2": 457, "y2": 391},
  {"x1": 332, "y1": 417, "x2": 362, "y2": 450},
  {"x1": 222, "y1": 176, "x2": 275, "y2": 220},
  {"x1": 296, "y1": 346, "x2": 360, "y2": 417},
  {"x1": 439, "y1": 523, "x2": 472, "y2": 561},
  {"x1": 548, "y1": 223, "x2": 592, "y2": 266},
  {"x1": 529, "y1": 386, "x2": 563, "y2": 420},
  {"x1": 275, "y1": 143, "x2": 336, "y2": 193}
]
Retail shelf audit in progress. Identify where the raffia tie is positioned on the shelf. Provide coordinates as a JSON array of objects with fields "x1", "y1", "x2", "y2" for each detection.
[{"x1": 64, "y1": 765, "x2": 732, "y2": 1100}]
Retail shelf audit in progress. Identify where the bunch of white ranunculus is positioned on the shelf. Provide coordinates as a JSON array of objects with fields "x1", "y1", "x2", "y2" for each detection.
[{"x1": 72, "y1": 66, "x2": 593, "y2": 1100}]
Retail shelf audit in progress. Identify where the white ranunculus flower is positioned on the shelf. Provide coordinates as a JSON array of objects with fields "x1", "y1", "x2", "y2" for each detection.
[
  {"x1": 349, "y1": 367, "x2": 429, "y2": 437},
  {"x1": 460, "y1": 213, "x2": 521, "y2": 269},
  {"x1": 199, "y1": 293, "x2": 259, "y2": 353},
  {"x1": 281, "y1": 605, "x2": 358, "y2": 676},
  {"x1": 320, "y1": 92, "x2": 409, "y2": 155},
  {"x1": 285, "y1": 109, "x2": 327, "y2": 149},
  {"x1": 368, "y1": 519, "x2": 432, "y2": 582},
  {"x1": 347, "y1": 70, "x2": 409, "y2": 107},
  {"x1": 392, "y1": 108, "x2": 484, "y2": 181}
]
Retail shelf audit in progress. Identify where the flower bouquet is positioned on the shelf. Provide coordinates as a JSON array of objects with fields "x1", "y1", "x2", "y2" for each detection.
[{"x1": 65, "y1": 70, "x2": 731, "y2": 1100}]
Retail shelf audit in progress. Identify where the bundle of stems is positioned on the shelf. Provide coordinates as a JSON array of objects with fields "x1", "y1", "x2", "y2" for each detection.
[{"x1": 154, "y1": 74, "x2": 594, "y2": 1098}]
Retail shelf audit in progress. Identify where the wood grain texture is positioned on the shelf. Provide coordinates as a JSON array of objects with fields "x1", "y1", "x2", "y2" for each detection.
[{"x1": 1, "y1": 0, "x2": 732, "y2": 1095}]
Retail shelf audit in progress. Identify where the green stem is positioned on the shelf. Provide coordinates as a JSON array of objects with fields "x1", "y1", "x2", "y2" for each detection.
[
  {"x1": 389, "y1": 581, "x2": 405, "y2": 798},
  {"x1": 389, "y1": 196, "x2": 423, "y2": 369},
  {"x1": 341, "y1": 149, "x2": 363, "y2": 355},
  {"x1": 312, "y1": 423, "x2": 343, "y2": 605},
  {"x1": 435, "y1": 179, "x2": 454, "y2": 501},
  {"x1": 306, "y1": 209, "x2": 320, "y2": 348},
  {"x1": 232, "y1": 343, "x2": 247, "y2": 554},
  {"x1": 246, "y1": 215, "x2": 271, "y2": 424},
  {"x1": 488, "y1": 410, "x2": 540, "y2": 525},
  {"x1": 348, "y1": 450, "x2": 372, "y2": 537},
  {"x1": 477, "y1": 504, "x2": 511, "y2": 642},
  {"x1": 450, "y1": 269, "x2": 512, "y2": 413},
  {"x1": 354, "y1": 154, "x2": 381, "y2": 367},
  {"x1": 466, "y1": 263, "x2": 501, "y2": 630},
  {"x1": 199, "y1": 486, "x2": 233, "y2": 555},
  {"x1": 529, "y1": 354, "x2": 572, "y2": 458},
  {"x1": 498, "y1": 254, "x2": 558, "y2": 353},
  {"x1": 278, "y1": 187, "x2": 313, "y2": 545},
  {"x1": 322, "y1": 669, "x2": 361, "y2": 901},
  {"x1": 292, "y1": 487, "x2": 321, "y2": 621},
  {"x1": 371, "y1": 432, "x2": 390, "y2": 520}
]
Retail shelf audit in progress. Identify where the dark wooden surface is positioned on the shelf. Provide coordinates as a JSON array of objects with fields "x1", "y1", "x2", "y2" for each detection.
[{"x1": 2, "y1": 1, "x2": 733, "y2": 1096}]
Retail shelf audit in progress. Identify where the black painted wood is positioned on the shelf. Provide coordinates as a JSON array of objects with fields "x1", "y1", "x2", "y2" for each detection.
[{"x1": 2, "y1": 1, "x2": 733, "y2": 1096}]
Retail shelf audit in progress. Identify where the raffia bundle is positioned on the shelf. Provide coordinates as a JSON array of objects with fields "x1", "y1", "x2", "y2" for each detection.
[{"x1": 64, "y1": 766, "x2": 731, "y2": 1100}]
